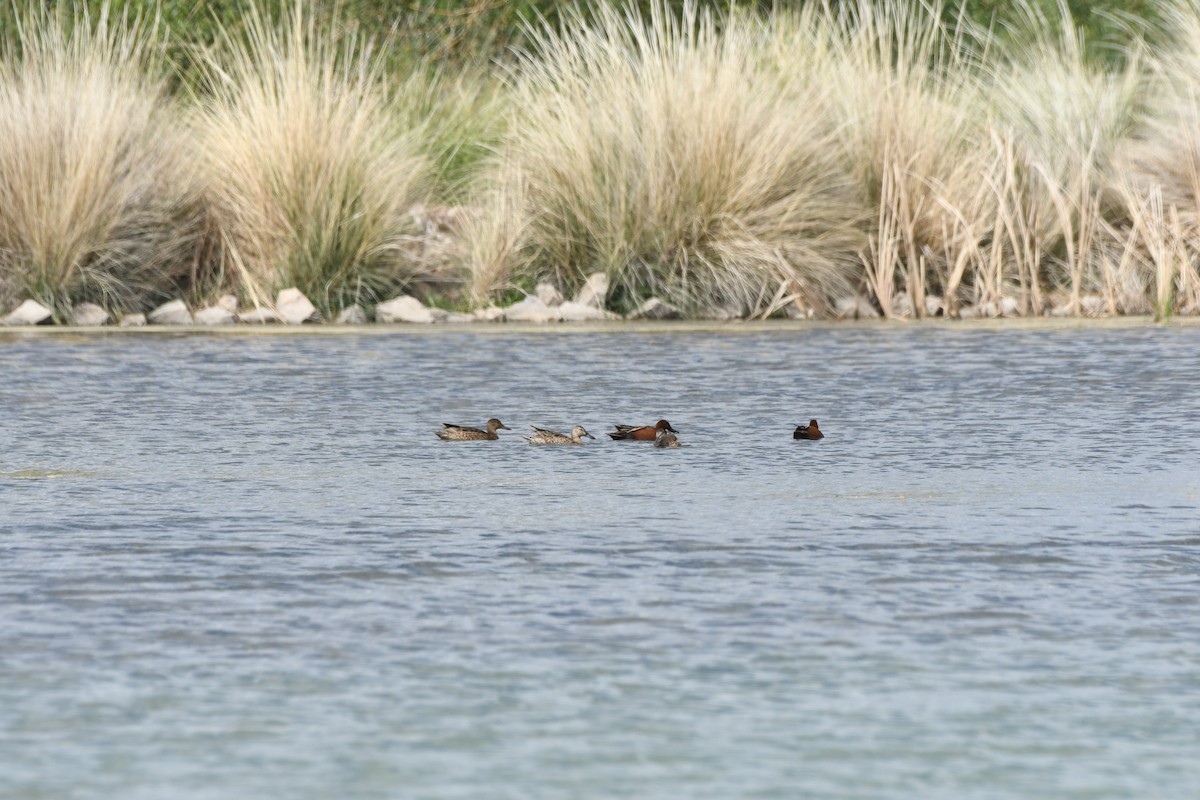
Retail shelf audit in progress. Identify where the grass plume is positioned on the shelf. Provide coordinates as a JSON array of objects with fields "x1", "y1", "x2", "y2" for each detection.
[
  {"x1": 0, "y1": 3, "x2": 209, "y2": 318},
  {"x1": 195, "y1": 1, "x2": 433, "y2": 315},
  {"x1": 469, "y1": 2, "x2": 867, "y2": 317}
]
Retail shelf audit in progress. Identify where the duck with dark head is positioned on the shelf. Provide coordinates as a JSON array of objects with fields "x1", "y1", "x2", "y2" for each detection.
[
  {"x1": 608, "y1": 419, "x2": 678, "y2": 441},
  {"x1": 793, "y1": 419, "x2": 823, "y2": 440}
]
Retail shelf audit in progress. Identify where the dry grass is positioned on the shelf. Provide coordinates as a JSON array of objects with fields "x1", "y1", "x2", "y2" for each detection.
[
  {"x1": 467, "y1": 2, "x2": 867, "y2": 317},
  {"x1": 780, "y1": 0, "x2": 992, "y2": 318},
  {"x1": 985, "y1": 1, "x2": 1143, "y2": 315},
  {"x1": 5, "y1": 0, "x2": 1200, "y2": 321},
  {"x1": 0, "y1": 3, "x2": 209, "y2": 318},
  {"x1": 194, "y1": 1, "x2": 434, "y2": 315},
  {"x1": 1117, "y1": 0, "x2": 1200, "y2": 316}
]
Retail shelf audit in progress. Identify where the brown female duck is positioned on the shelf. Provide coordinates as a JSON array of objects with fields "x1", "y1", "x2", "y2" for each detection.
[
  {"x1": 524, "y1": 425, "x2": 596, "y2": 445},
  {"x1": 654, "y1": 428, "x2": 681, "y2": 448},
  {"x1": 436, "y1": 418, "x2": 510, "y2": 441}
]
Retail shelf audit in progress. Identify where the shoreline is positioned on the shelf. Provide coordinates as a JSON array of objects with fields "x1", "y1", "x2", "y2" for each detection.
[{"x1": 2, "y1": 315, "x2": 1197, "y2": 341}]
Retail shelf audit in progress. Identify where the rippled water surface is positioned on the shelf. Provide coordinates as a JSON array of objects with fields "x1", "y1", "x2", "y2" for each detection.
[{"x1": 2, "y1": 324, "x2": 1199, "y2": 799}]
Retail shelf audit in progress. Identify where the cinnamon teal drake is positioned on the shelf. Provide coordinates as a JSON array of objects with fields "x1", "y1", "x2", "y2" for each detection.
[
  {"x1": 524, "y1": 425, "x2": 596, "y2": 445},
  {"x1": 608, "y1": 419, "x2": 678, "y2": 441},
  {"x1": 654, "y1": 428, "x2": 681, "y2": 448},
  {"x1": 793, "y1": 419, "x2": 824, "y2": 440},
  {"x1": 436, "y1": 418, "x2": 509, "y2": 441}
]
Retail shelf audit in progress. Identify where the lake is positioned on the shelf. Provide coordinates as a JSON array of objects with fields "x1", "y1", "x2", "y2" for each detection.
[{"x1": 2, "y1": 322, "x2": 1198, "y2": 798}]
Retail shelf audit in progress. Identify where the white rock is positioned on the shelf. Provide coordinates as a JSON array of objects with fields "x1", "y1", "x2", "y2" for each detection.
[
  {"x1": 958, "y1": 305, "x2": 979, "y2": 319},
  {"x1": 1081, "y1": 295, "x2": 1107, "y2": 316},
  {"x1": 119, "y1": 313, "x2": 146, "y2": 328},
  {"x1": 999, "y1": 296, "x2": 1021, "y2": 316},
  {"x1": 439, "y1": 312, "x2": 476, "y2": 323},
  {"x1": 503, "y1": 295, "x2": 561, "y2": 323},
  {"x1": 376, "y1": 295, "x2": 436, "y2": 323},
  {"x1": 148, "y1": 299, "x2": 193, "y2": 325},
  {"x1": 217, "y1": 294, "x2": 239, "y2": 313},
  {"x1": 335, "y1": 305, "x2": 367, "y2": 324},
  {"x1": 891, "y1": 291, "x2": 914, "y2": 318},
  {"x1": 557, "y1": 301, "x2": 614, "y2": 322},
  {"x1": 535, "y1": 282, "x2": 564, "y2": 307},
  {"x1": 238, "y1": 307, "x2": 280, "y2": 324},
  {"x1": 834, "y1": 295, "x2": 879, "y2": 320},
  {"x1": 3, "y1": 299, "x2": 54, "y2": 326},
  {"x1": 629, "y1": 297, "x2": 681, "y2": 320},
  {"x1": 194, "y1": 305, "x2": 236, "y2": 326},
  {"x1": 68, "y1": 303, "x2": 109, "y2": 326},
  {"x1": 277, "y1": 287, "x2": 318, "y2": 324},
  {"x1": 925, "y1": 295, "x2": 945, "y2": 317},
  {"x1": 709, "y1": 306, "x2": 744, "y2": 321},
  {"x1": 573, "y1": 272, "x2": 610, "y2": 309},
  {"x1": 473, "y1": 305, "x2": 506, "y2": 322},
  {"x1": 784, "y1": 302, "x2": 814, "y2": 320}
]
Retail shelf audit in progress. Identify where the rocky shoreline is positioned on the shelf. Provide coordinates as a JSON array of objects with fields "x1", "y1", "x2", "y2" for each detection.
[{"x1": 5, "y1": 267, "x2": 1188, "y2": 329}]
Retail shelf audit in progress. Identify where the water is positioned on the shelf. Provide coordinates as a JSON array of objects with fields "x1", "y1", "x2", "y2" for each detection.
[{"x1": 2, "y1": 323, "x2": 1198, "y2": 799}]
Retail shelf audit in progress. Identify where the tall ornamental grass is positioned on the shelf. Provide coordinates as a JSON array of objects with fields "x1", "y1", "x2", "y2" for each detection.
[
  {"x1": 0, "y1": 4, "x2": 208, "y2": 318},
  {"x1": 469, "y1": 3, "x2": 867, "y2": 317},
  {"x1": 195, "y1": 2, "x2": 433, "y2": 315}
]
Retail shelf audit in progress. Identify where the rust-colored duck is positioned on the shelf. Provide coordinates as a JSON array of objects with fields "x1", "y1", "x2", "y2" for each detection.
[
  {"x1": 608, "y1": 419, "x2": 678, "y2": 441},
  {"x1": 793, "y1": 419, "x2": 824, "y2": 440}
]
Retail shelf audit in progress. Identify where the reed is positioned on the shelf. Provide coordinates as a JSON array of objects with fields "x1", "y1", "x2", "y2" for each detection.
[
  {"x1": 1120, "y1": 0, "x2": 1200, "y2": 316},
  {"x1": 468, "y1": 2, "x2": 867, "y2": 317},
  {"x1": 986, "y1": 1, "x2": 1143, "y2": 315},
  {"x1": 194, "y1": 1, "x2": 433, "y2": 316},
  {"x1": 0, "y1": 3, "x2": 209, "y2": 318},
  {"x1": 769, "y1": 1, "x2": 994, "y2": 318}
]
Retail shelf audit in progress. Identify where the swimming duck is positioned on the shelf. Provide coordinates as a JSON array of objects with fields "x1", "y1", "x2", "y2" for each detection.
[
  {"x1": 608, "y1": 419, "x2": 678, "y2": 441},
  {"x1": 654, "y1": 428, "x2": 681, "y2": 448},
  {"x1": 793, "y1": 419, "x2": 824, "y2": 440},
  {"x1": 436, "y1": 418, "x2": 509, "y2": 441},
  {"x1": 524, "y1": 425, "x2": 596, "y2": 445}
]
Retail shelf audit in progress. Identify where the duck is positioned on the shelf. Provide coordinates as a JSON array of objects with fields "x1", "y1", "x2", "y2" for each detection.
[
  {"x1": 608, "y1": 419, "x2": 678, "y2": 441},
  {"x1": 793, "y1": 419, "x2": 824, "y2": 440},
  {"x1": 436, "y1": 418, "x2": 509, "y2": 441},
  {"x1": 654, "y1": 428, "x2": 681, "y2": 448},
  {"x1": 524, "y1": 425, "x2": 596, "y2": 445}
]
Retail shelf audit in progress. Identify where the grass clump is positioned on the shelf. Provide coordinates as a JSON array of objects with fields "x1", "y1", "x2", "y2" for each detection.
[
  {"x1": 1117, "y1": 0, "x2": 1200, "y2": 317},
  {"x1": 469, "y1": 2, "x2": 867, "y2": 318},
  {"x1": 772, "y1": 0, "x2": 993, "y2": 318},
  {"x1": 984, "y1": 2, "x2": 1144, "y2": 316},
  {"x1": 0, "y1": 3, "x2": 209, "y2": 318},
  {"x1": 195, "y1": 1, "x2": 434, "y2": 316}
]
